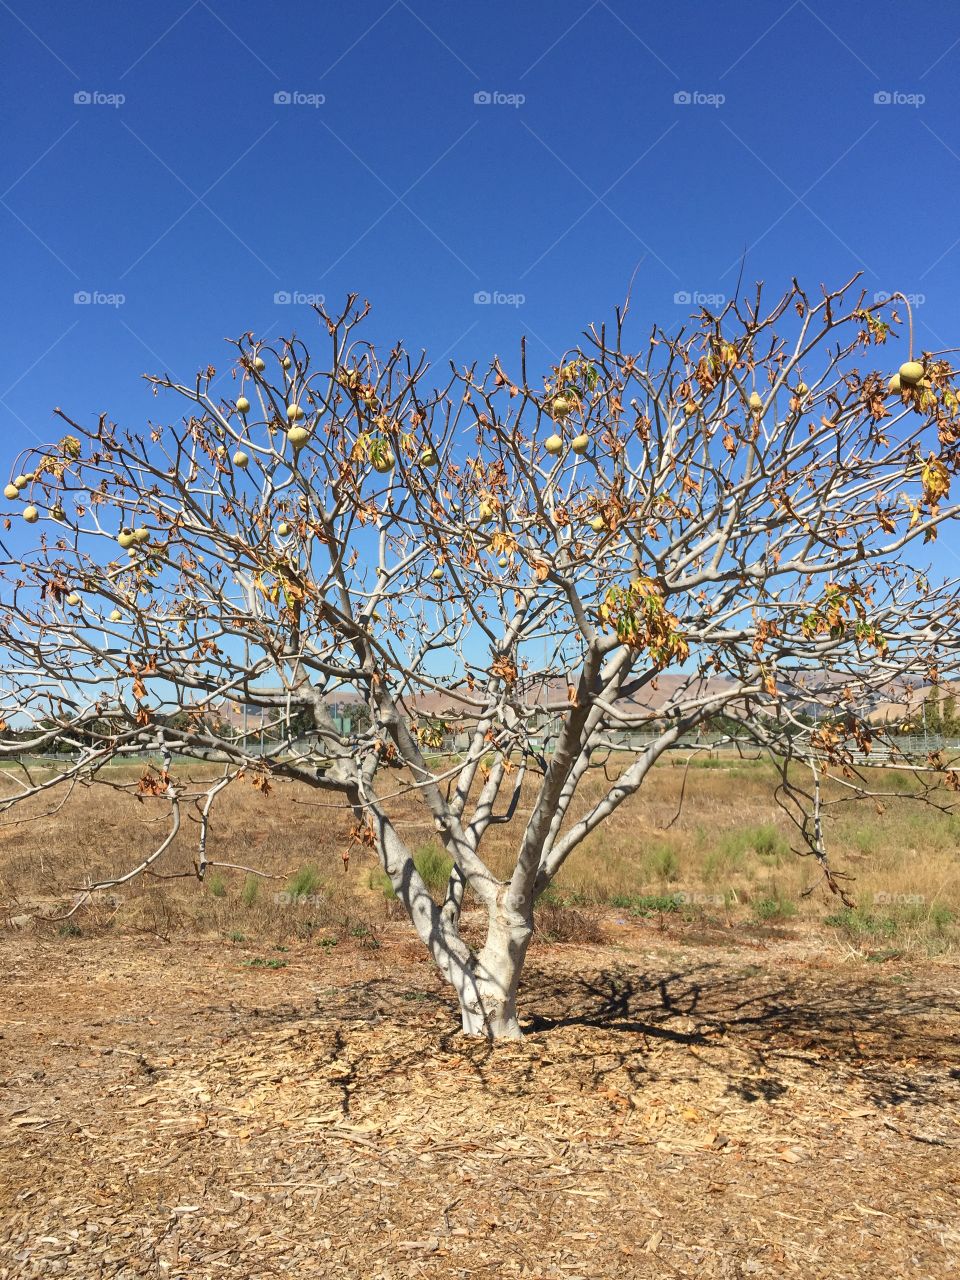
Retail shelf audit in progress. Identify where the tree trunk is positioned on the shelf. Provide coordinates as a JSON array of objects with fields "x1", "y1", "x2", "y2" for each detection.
[{"x1": 453, "y1": 904, "x2": 532, "y2": 1040}]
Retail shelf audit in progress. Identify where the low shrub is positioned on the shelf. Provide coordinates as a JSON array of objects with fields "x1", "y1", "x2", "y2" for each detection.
[{"x1": 287, "y1": 864, "x2": 323, "y2": 899}]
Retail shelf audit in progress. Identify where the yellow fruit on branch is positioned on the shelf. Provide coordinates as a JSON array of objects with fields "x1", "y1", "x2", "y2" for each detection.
[
  {"x1": 233, "y1": 450, "x2": 249, "y2": 468},
  {"x1": 899, "y1": 361, "x2": 924, "y2": 387},
  {"x1": 431, "y1": 567, "x2": 444, "y2": 580},
  {"x1": 287, "y1": 426, "x2": 310, "y2": 449},
  {"x1": 888, "y1": 374, "x2": 902, "y2": 394},
  {"x1": 236, "y1": 396, "x2": 251, "y2": 415},
  {"x1": 253, "y1": 356, "x2": 266, "y2": 372},
  {"x1": 108, "y1": 609, "x2": 122, "y2": 622},
  {"x1": 23, "y1": 506, "x2": 39, "y2": 523},
  {"x1": 133, "y1": 528, "x2": 150, "y2": 544},
  {"x1": 570, "y1": 434, "x2": 590, "y2": 454},
  {"x1": 420, "y1": 447, "x2": 440, "y2": 467},
  {"x1": 66, "y1": 593, "x2": 81, "y2": 607},
  {"x1": 3, "y1": 483, "x2": 19, "y2": 500},
  {"x1": 370, "y1": 445, "x2": 395, "y2": 474},
  {"x1": 277, "y1": 521, "x2": 292, "y2": 536},
  {"x1": 551, "y1": 395, "x2": 573, "y2": 419},
  {"x1": 13, "y1": 475, "x2": 28, "y2": 490},
  {"x1": 588, "y1": 515, "x2": 605, "y2": 532},
  {"x1": 117, "y1": 528, "x2": 136, "y2": 549},
  {"x1": 544, "y1": 434, "x2": 564, "y2": 455},
  {"x1": 286, "y1": 403, "x2": 305, "y2": 423}
]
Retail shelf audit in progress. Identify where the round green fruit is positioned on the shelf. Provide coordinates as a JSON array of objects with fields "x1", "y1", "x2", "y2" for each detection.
[
  {"x1": 23, "y1": 506, "x2": 39, "y2": 523},
  {"x1": 588, "y1": 515, "x2": 605, "y2": 532},
  {"x1": 277, "y1": 521, "x2": 291, "y2": 537},
  {"x1": 544, "y1": 434, "x2": 564, "y2": 455},
  {"x1": 13, "y1": 475, "x2": 29, "y2": 490},
  {"x1": 133, "y1": 528, "x2": 149, "y2": 544},
  {"x1": 371, "y1": 451, "x2": 395, "y2": 474},
  {"x1": 282, "y1": 355, "x2": 292, "y2": 370},
  {"x1": 233, "y1": 450, "x2": 249, "y2": 468},
  {"x1": 253, "y1": 356, "x2": 266, "y2": 372},
  {"x1": 287, "y1": 426, "x2": 310, "y2": 449},
  {"x1": 66, "y1": 593, "x2": 81, "y2": 607},
  {"x1": 552, "y1": 395, "x2": 573, "y2": 419},
  {"x1": 286, "y1": 402, "x2": 305, "y2": 423},
  {"x1": 420, "y1": 448, "x2": 440, "y2": 467},
  {"x1": 431, "y1": 567, "x2": 444, "y2": 580},
  {"x1": 117, "y1": 528, "x2": 136, "y2": 549},
  {"x1": 570, "y1": 434, "x2": 590, "y2": 454},
  {"x1": 236, "y1": 396, "x2": 251, "y2": 415},
  {"x1": 4, "y1": 483, "x2": 19, "y2": 500},
  {"x1": 888, "y1": 374, "x2": 902, "y2": 394},
  {"x1": 497, "y1": 556, "x2": 509, "y2": 568},
  {"x1": 108, "y1": 609, "x2": 122, "y2": 622},
  {"x1": 899, "y1": 361, "x2": 924, "y2": 387}
]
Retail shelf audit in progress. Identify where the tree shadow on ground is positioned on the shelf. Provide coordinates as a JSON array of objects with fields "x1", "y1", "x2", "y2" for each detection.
[
  {"x1": 518, "y1": 962, "x2": 959, "y2": 1111},
  {"x1": 214, "y1": 957, "x2": 959, "y2": 1118}
]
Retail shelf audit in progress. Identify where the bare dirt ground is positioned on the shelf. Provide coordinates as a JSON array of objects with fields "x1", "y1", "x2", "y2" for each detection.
[{"x1": 1, "y1": 917, "x2": 958, "y2": 1280}]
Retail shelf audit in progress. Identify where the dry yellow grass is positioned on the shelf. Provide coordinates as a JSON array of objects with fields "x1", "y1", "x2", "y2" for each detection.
[{"x1": 1, "y1": 756, "x2": 957, "y2": 953}]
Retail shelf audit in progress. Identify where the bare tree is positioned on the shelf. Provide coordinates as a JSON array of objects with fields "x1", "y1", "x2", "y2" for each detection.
[{"x1": 2, "y1": 280, "x2": 959, "y2": 1038}]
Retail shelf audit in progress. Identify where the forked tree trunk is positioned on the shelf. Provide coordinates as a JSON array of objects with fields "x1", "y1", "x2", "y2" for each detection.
[{"x1": 451, "y1": 904, "x2": 532, "y2": 1040}]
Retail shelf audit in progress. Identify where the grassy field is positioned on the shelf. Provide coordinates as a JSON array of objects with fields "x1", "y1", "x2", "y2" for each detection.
[{"x1": 1, "y1": 755, "x2": 957, "y2": 957}]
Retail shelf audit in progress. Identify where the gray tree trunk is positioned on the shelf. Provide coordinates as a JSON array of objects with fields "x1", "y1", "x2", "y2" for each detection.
[{"x1": 452, "y1": 901, "x2": 532, "y2": 1040}]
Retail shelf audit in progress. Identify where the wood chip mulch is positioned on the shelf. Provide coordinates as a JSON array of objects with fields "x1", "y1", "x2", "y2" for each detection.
[{"x1": 1, "y1": 923, "x2": 958, "y2": 1278}]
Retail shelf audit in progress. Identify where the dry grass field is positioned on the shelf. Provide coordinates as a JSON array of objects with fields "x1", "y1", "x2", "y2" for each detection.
[{"x1": 1, "y1": 758, "x2": 959, "y2": 1278}]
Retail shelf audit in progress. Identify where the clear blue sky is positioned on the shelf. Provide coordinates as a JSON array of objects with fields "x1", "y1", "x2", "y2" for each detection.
[{"x1": 2, "y1": 0, "x2": 958, "y2": 467}]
